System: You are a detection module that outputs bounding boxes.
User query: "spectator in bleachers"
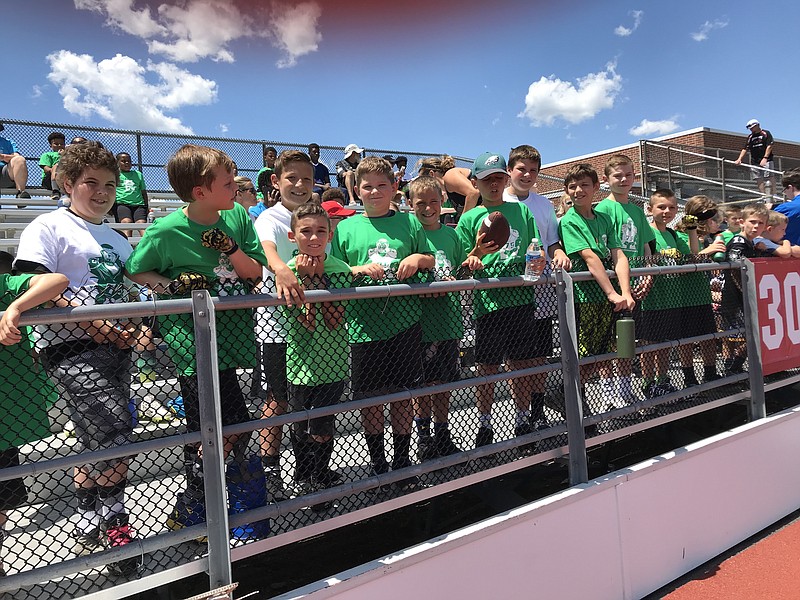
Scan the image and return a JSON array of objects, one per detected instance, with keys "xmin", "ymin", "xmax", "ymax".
[
  {"xmin": 39, "ymin": 131, "xmax": 66, "ymax": 201},
  {"xmin": 553, "ymin": 192, "xmax": 572, "ymax": 219},
  {"xmin": 734, "ymin": 119, "xmax": 775, "ymax": 196},
  {"xmin": 774, "ymin": 169, "xmax": 800, "ymax": 245},
  {"xmin": 321, "ymin": 193, "xmax": 356, "ymax": 234},
  {"xmin": 394, "ymin": 155, "xmax": 408, "ymax": 189},
  {"xmin": 0, "ymin": 258, "xmax": 68, "ymax": 578},
  {"xmin": 256, "ymin": 146, "xmax": 278, "ymax": 203},
  {"xmin": 113, "ymin": 153, "xmax": 149, "ymax": 238},
  {"xmin": 0, "ymin": 122, "xmax": 30, "ymax": 199},
  {"xmin": 51, "ymin": 137, "xmax": 88, "ymax": 208},
  {"xmin": 309, "ymin": 143, "xmax": 331, "ymax": 201},
  {"xmin": 442, "ymin": 154, "xmax": 481, "ymax": 217},
  {"xmin": 234, "ymin": 176, "xmax": 259, "ymax": 220},
  {"xmin": 14, "ymin": 141, "xmax": 142, "ymax": 576},
  {"xmin": 125, "ymin": 144, "xmax": 267, "ymax": 534},
  {"xmin": 335, "ymin": 144, "xmax": 363, "ymax": 205},
  {"xmin": 720, "ymin": 205, "xmax": 743, "ymax": 243}
]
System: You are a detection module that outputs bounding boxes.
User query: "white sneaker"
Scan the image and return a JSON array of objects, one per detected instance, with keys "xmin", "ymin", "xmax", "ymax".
[{"xmin": 138, "ymin": 395, "xmax": 176, "ymax": 423}]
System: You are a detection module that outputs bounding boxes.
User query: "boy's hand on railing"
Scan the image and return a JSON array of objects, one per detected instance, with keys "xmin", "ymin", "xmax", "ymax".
[
  {"xmin": 352, "ymin": 263, "xmax": 384, "ymax": 281},
  {"xmin": 167, "ymin": 272, "xmax": 212, "ymax": 295},
  {"xmin": 607, "ymin": 291, "xmax": 635, "ymax": 312},
  {"xmin": 200, "ymin": 228, "xmax": 239, "ymax": 255},
  {"xmin": 0, "ymin": 306, "xmax": 23, "ymax": 345}
]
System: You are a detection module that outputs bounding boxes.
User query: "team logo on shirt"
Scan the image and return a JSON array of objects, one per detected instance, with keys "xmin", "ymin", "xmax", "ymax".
[
  {"xmin": 620, "ymin": 217, "xmax": 638, "ymax": 250},
  {"xmin": 367, "ymin": 238, "xmax": 398, "ymax": 267},
  {"xmin": 88, "ymin": 244, "xmax": 124, "ymax": 304},
  {"xmin": 121, "ymin": 178, "xmax": 137, "ymax": 193},
  {"xmin": 498, "ymin": 228, "xmax": 520, "ymax": 261}
]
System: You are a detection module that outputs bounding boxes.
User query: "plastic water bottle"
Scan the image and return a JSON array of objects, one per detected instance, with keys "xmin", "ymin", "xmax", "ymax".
[
  {"xmin": 712, "ymin": 234, "xmax": 726, "ymax": 262},
  {"xmin": 524, "ymin": 238, "xmax": 544, "ymax": 282},
  {"xmin": 147, "ymin": 209, "xmax": 155, "ymax": 223}
]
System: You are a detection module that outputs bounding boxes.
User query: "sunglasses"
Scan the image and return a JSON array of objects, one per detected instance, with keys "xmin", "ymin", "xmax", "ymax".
[{"xmin": 237, "ymin": 187, "xmax": 256, "ymax": 195}]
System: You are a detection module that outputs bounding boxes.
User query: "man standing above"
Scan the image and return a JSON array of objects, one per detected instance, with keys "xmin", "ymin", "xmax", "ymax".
[
  {"xmin": 734, "ymin": 119, "xmax": 775, "ymax": 197},
  {"xmin": 335, "ymin": 143, "xmax": 363, "ymax": 205},
  {"xmin": 0, "ymin": 123, "xmax": 30, "ymax": 199},
  {"xmin": 774, "ymin": 169, "xmax": 800, "ymax": 245},
  {"xmin": 308, "ymin": 143, "xmax": 331, "ymax": 200}
]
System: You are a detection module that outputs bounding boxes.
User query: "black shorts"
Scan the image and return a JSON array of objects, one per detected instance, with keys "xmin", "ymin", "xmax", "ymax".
[
  {"xmin": 111, "ymin": 204, "xmax": 148, "ymax": 222},
  {"xmin": 475, "ymin": 306, "xmax": 553, "ymax": 365},
  {"xmin": 261, "ymin": 342, "xmax": 288, "ymax": 403},
  {"xmin": 351, "ymin": 324, "xmax": 424, "ymax": 397},
  {"xmin": 422, "ymin": 339, "xmax": 460, "ymax": 384},
  {"xmin": 720, "ymin": 307, "xmax": 747, "ymax": 341},
  {"xmin": 640, "ymin": 305, "xmax": 716, "ymax": 342},
  {"xmin": 0, "ymin": 448, "xmax": 28, "ymax": 511},
  {"xmin": 288, "ymin": 381, "xmax": 345, "ymax": 437},
  {"xmin": 179, "ymin": 368, "xmax": 251, "ymax": 433}
]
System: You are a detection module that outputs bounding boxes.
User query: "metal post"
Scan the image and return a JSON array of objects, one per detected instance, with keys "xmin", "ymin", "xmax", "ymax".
[
  {"xmin": 192, "ymin": 291, "xmax": 233, "ymax": 589},
  {"xmin": 555, "ymin": 270, "xmax": 589, "ymax": 484},
  {"xmin": 135, "ymin": 132, "xmax": 144, "ymax": 172},
  {"xmin": 720, "ymin": 158, "xmax": 727, "ymax": 203},
  {"xmin": 666, "ymin": 145, "xmax": 673, "ymax": 190},
  {"xmin": 741, "ymin": 260, "xmax": 766, "ymax": 420},
  {"xmin": 639, "ymin": 140, "xmax": 648, "ymax": 195}
]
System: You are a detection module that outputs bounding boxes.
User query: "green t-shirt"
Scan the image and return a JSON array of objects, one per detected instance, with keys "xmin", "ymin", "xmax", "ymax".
[
  {"xmin": 455, "ymin": 202, "xmax": 540, "ymax": 317},
  {"xmin": 642, "ymin": 227, "xmax": 691, "ymax": 311},
  {"xmin": 721, "ymin": 230, "xmax": 737, "ymax": 244},
  {"xmin": 330, "ymin": 211, "xmax": 434, "ymax": 343},
  {"xmin": 419, "ymin": 224, "xmax": 466, "ymax": 342},
  {"xmin": 594, "ymin": 198, "xmax": 655, "ymax": 261},
  {"xmin": 125, "ymin": 203, "xmax": 267, "ymax": 376},
  {"xmin": 0, "ymin": 274, "xmax": 55, "ymax": 450},
  {"xmin": 116, "ymin": 169, "xmax": 147, "ymax": 206},
  {"xmin": 284, "ymin": 255, "xmax": 351, "ymax": 385},
  {"xmin": 675, "ymin": 231, "xmax": 713, "ymax": 307},
  {"xmin": 558, "ymin": 208, "xmax": 621, "ymax": 304},
  {"xmin": 38, "ymin": 151, "xmax": 60, "ymax": 183}
]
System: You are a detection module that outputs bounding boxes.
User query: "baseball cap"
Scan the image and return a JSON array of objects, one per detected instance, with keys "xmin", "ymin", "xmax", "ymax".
[
  {"xmin": 322, "ymin": 200, "xmax": 356, "ymax": 218},
  {"xmin": 746, "ymin": 119, "xmax": 759, "ymax": 129},
  {"xmin": 471, "ymin": 152, "xmax": 508, "ymax": 179},
  {"xmin": 344, "ymin": 144, "xmax": 364, "ymax": 159}
]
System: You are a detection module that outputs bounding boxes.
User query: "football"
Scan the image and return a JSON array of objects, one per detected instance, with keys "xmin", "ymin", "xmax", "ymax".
[{"xmin": 478, "ymin": 211, "xmax": 510, "ymax": 249}]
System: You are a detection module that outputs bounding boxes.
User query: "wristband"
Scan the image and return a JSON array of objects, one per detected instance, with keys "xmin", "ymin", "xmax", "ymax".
[{"xmin": 223, "ymin": 242, "xmax": 239, "ymax": 256}]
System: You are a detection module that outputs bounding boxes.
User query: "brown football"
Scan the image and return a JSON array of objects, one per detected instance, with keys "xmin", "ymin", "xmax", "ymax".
[{"xmin": 478, "ymin": 211, "xmax": 510, "ymax": 249}]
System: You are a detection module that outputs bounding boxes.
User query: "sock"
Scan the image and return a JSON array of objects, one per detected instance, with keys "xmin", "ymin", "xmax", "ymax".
[
  {"xmin": 683, "ymin": 366, "xmax": 699, "ymax": 386},
  {"xmin": 320, "ymin": 439, "xmax": 334, "ymax": 473},
  {"xmin": 530, "ymin": 392, "xmax": 545, "ymax": 421},
  {"xmin": 703, "ymin": 364, "xmax": 718, "ymax": 381},
  {"xmin": 732, "ymin": 356, "xmax": 746, "ymax": 372},
  {"xmin": 97, "ymin": 481, "xmax": 126, "ymax": 522},
  {"xmin": 515, "ymin": 409, "xmax": 531, "ymax": 428},
  {"xmin": 290, "ymin": 430, "xmax": 312, "ymax": 481},
  {"xmin": 478, "ymin": 413, "xmax": 492, "ymax": 429},
  {"xmin": 600, "ymin": 378, "xmax": 616, "ymax": 399},
  {"xmin": 619, "ymin": 376, "xmax": 633, "ymax": 399},
  {"xmin": 414, "ymin": 417, "xmax": 431, "ymax": 438},
  {"xmin": 364, "ymin": 433, "xmax": 386, "ymax": 466},
  {"xmin": 723, "ymin": 357, "xmax": 735, "ymax": 373},
  {"xmin": 75, "ymin": 487, "xmax": 100, "ymax": 533},
  {"xmin": 392, "ymin": 433, "xmax": 412, "ymax": 468},
  {"xmin": 433, "ymin": 421, "xmax": 449, "ymax": 436},
  {"xmin": 309, "ymin": 441, "xmax": 326, "ymax": 480}
]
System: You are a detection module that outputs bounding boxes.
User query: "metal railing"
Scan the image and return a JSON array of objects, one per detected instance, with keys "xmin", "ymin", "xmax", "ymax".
[{"xmin": 0, "ymin": 259, "xmax": 794, "ymax": 599}]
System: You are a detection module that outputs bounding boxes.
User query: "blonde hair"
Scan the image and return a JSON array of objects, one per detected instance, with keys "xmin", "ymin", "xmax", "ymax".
[
  {"xmin": 768, "ymin": 210, "xmax": 789, "ymax": 227},
  {"xmin": 355, "ymin": 156, "xmax": 394, "ymax": 187},
  {"xmin": 167, "ymin": 144, "xmax": 235, "ymax": 202},
  {"xmin": 408, "ymin": 176, "xmax": 444, "ymax": 200}
]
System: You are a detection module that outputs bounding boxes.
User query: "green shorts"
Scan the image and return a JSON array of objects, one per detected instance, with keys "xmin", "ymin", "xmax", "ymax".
[{"xmin": 575, "ymin": 302, "xmax": 615, "ymax": 358}]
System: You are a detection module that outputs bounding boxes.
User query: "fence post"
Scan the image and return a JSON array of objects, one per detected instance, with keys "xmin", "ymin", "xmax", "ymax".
[
  {"xmin": 741, "ymin": 259, "xmax": 766, "ymax": 420},
  {"xmin": 135, "ymin": 132, "xmax": 144, "ymax": 172},
  {"xmin": 192, "ymin": 290, "xmax": 233, "ymax": 589},
  {"xmin": 555, "ymin": 270, "xmax": 589, "ymax": 484}
]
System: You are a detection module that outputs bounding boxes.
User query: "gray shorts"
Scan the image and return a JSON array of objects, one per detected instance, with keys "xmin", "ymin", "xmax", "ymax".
[
  {"xmin": 44, "ymin": 343, "xmax": 134, "ymax": 475},
  {"xmin": 0, "ymin": 164, "xmax": 13, "ymax": 188}
]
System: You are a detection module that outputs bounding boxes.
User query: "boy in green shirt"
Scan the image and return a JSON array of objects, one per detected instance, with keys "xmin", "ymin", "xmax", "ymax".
[
  {"xmin": 410, "ymin": 176, "xmax": 483, "ymax": 460},
  {"xmin": 125, "ymin": 144, "xmax": 268, "ymax": 531},
  {"xmin": 454, "ymin": 152, "xmax": 544, "ymax": 452},
  {"xmin": 595, "ymin": 154, "xmax": 654, "ymax": 409},
  {"xmin": 330, "ymin": 156, "xmax": 434, "ymax": 490},
  {"xmin": 283, "ymin": 203, "xmax": 351, "ymax": 507},
  {"xmin": 38, "ymin": 131, "xmax": 65, "ymax": 200},
  {"xmin": 558, "ymin": 164, "xmax": 634, "ymax": 402}
]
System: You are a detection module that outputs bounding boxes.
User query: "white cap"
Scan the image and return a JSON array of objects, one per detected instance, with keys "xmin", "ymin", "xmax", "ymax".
[
  {"xmin": 344, "ymin": 143, "xmax": 364, "ymax": 158},
  {"xmin": 746, "ymin": 119, "xmax": 759, "ymax": 128}
]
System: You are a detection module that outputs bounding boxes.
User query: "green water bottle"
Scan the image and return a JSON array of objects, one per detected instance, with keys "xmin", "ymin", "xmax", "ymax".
[
  {"xmin": 712, "ymin": 234, "xmax": 727, "ymax": 263},
  {"xmin": 616, "ymin": 312, "xmax": 635, "ymax": 359}
]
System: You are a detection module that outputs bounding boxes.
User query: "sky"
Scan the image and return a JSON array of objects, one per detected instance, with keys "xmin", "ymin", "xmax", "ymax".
[{"xmin": 3, "ymin": 0, "xmax": 800, "ymax": 166}]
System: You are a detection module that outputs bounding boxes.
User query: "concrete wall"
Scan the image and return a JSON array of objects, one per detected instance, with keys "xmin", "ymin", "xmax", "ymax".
[{"xmin": 281, "ymin": 405, "xmax": 800, "ymax": 600}]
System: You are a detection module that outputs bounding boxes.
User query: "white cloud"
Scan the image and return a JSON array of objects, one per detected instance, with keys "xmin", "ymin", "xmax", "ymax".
[
  {"xmin": 219, "ymin": 123, "xmax": 229, "ymax": 134},
  {"xmin": 270, "ymin": 1, "xmax": 323, "ymax": 68},
  {"xmin": 614, "ymin": 10, "xmax": 643, "ymax": 37},
  {"xmin": 518, "ymin": 63, "xmax": 623, "ymax": 127},
  {"xmin": 691, "ymin": 19, "xmax": 728, "ymax": 42},
  {"xmin": 628, "ymin": 118, "xmax": 681, "ymax": 137},
  {"xmin": 75, "ymin": 0, "xmax": 166, "ymax": 38},
  {"xmin": 74, "ymin": 0, "xmax": 322, "ymax": 67},
  {"xmin": 31, "ymin": 85, "xmax": 44, "ymax": 99},
  {"xmin": 46, "ymin": 50, "xmax": 217, "ymax": 134}
]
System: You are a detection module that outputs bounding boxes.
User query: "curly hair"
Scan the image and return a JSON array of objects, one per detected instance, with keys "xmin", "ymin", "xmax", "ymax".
[{"xmin": 56, "ymin": 141, "xmax": 119, "ymax": 188}]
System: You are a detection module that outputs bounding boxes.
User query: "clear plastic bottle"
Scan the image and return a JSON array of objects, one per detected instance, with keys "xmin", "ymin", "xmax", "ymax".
[
  {"xmin": 147, "ymin": 209, "xmax": 156, "ymax": 223},
  {"xmin": 524, "ymin": 238, "xmax": 545, "ymax": 282},
  {"xmin": 712, "ymin": 234, "xmax": 726, "ymax": 262}
]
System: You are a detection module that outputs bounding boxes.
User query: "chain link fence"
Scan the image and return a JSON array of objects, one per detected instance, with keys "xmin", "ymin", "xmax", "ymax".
[{"xmin": 0, "ymin": 253, "xmax": 792, "ymax": 598}]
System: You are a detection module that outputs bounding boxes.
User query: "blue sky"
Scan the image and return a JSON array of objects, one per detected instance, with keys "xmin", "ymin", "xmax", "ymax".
[{"xmin": 3, "ymin": 0, "xmax": 799, "ymax": 166}]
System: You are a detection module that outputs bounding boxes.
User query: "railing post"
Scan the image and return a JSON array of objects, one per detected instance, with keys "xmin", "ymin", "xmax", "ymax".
[
  {"xmin": 135, "ymin": 132, "xmax": 144, "ymax": 172},
  {"xmin": 741, "ymin": 260, "xmax": 766, "ymax": 420},
  {"xmin": 192, "ymin": 290, "xmax": 233, "ymax": 589},
  {"xmin": 555, "ymin": 270, "xmax": 589, "ymax": 484},
  {"xmin": 720, "ymin": 158, "xmax": 727, "ymax": 203},
  {"xmin": 639, "ymin": 140, "xmax": 648, "ymax": 194}
]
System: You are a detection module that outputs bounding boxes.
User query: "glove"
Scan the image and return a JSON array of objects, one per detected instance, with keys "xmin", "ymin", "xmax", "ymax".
[
  {"xmin": 660, "ymin": 247, "xmax": 681, "ymax": 259},
  {"xmin": 167, "ymin": 272, "xmax": 212, "ymax": 295},
  {"xmin": 201, "ymin": 228, "xmax": 238, "ymax": 254},
  {"xmin": 681, "ymin": 214, "xmax": 699, "ymax": 230}
]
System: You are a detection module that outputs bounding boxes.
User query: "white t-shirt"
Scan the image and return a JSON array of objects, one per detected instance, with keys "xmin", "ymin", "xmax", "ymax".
[
  {"xmin": 15, "ymin": 208, "xmax": 133, "ymax": 346},
  {"xmin": 254, "ymin": 202, "xmax": 296, "ymax": 343},
  {"xmin": 503, "ymin": 189, "xmax": 560, "ymax": 319}
]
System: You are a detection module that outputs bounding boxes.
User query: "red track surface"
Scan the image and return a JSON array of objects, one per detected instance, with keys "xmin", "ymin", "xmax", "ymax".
[{"xmin": 662, "ymin": 515, "xmax": 800, "ymax": 599}]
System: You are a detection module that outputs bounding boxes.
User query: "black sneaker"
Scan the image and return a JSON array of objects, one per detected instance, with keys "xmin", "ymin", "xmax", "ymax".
[
  {"xmin": 72, "ymin": 524, "xmax": 104, "ymax": 556},
  {"xmin": 474, "ymin": 426, "xmax": 494, "ymax": 449},
  {"xmin": 391, "ymin": 456, "xmax": 422, "ymax": 493},
  {"xmin": 434, "ymin": 429, "xmax": 462, "ymax": 456},
  {"xmin": 316, "ymin": 467, "xmax": 342, "ymax": 487},
  {"xmin": 103, "ymin": 513, "xmax": 141, "ymax": 576},
  {"xmin": 293, "ymin": 479, "xmax": 332, "ymax": 512},
  {"xmin": 417, "ymin": 434, "xmax": 438, "ymax": 462},
  {"xmin": 51, "ymin": 190, "xmax": 61, "ymax": 201},
  {"xmin": 15, "ymin": 190, "xmax": 31, "ymax": 199},
  {"xmin": 514, "ymin": 421, "xmax": 537, "ymax": 457},
  {"xmin": 368, "ymin": 459, "xmax": 390, "ymax": 495},
  {"xmin": 263, "ymin": 463, "xmax": 289, "ymax": 502}
]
